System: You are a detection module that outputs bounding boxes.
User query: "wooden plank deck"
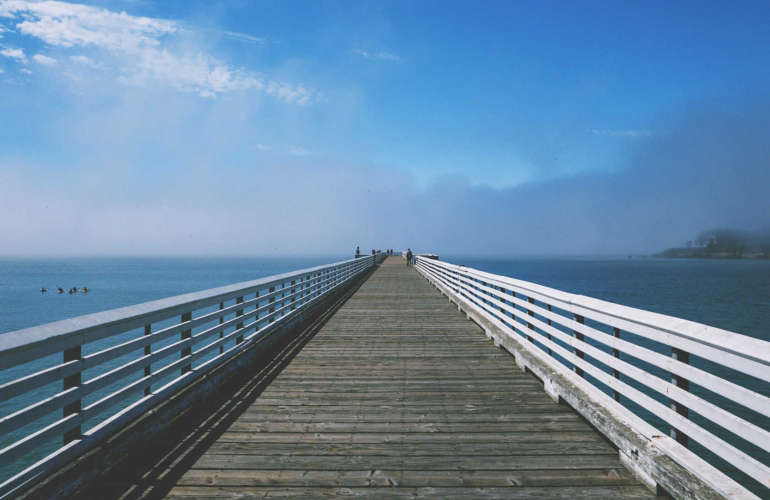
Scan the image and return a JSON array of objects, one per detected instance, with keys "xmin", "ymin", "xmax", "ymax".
[{"xmin": 163, "ymin": 256, "xmax": 654, "ymax": 498}]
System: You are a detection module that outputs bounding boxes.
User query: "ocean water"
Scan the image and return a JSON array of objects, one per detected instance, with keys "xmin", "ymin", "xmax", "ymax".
[
  {"xmin": 0, "ymin": 256, "xmax": 768, "ymax": 494},
  {"xmin": 444, "ymin": 256, "xmax": 770, "ymax": 343},
  {"xmin": 0, "ymin": 256, "xmax": 349, "ymax": 335}
]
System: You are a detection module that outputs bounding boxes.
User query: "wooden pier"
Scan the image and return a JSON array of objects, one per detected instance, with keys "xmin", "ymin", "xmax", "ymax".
[
  {"xmin": 156, "ymin": 257, "xmax": 651, "ymax": 498},
  {"xmin": 2, "ymin": 253, "xmax": 767, "ymax": 499}
]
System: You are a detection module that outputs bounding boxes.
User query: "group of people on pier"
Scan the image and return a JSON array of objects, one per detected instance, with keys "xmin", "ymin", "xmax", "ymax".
[
  {"xmin": 354, "ymin": 246, "xmax": 395, "ymax": 258},
  {"xmin": 352, "ymin": 246, "xmax": 414, "ymax": 265}
]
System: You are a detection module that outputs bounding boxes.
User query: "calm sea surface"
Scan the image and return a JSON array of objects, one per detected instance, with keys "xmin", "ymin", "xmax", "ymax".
[
  {"xmin": 3, "ymin": 256, "xmax": 768, "ymax": 339},
  {"xmin": 0, "ymin": 256, "xmax": 349, "ymax": 334},
  {"xmin": 0, "ymin": 256, "xmax": 768, "ymax": 493},
  {"xmin": 444, "ymin": 255, "xmax": 770, "ymax": 343}
]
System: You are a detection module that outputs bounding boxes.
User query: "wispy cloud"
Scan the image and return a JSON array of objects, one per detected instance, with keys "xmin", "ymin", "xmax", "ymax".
[
  {"xmin": 288, "ymin": 145, "xmax": 315, "ymax": 156},
  {"xmin": 352, "ymin": 49, "xmax": 400, "ymax": 62},
  {"xmin": 222, "ymin": 31, "xmax": 265, "ymax": 44},
  {"xmin": 590, "ymin": 128, "xmax": 652, "ymax": 137},
  {"xmin": 69, "ymin": 53, "xmax": 95, "ymax": 66},
  {"xmin": 253, "ymin": 143, "xmax": 270, "ymax": 151},
  {"xmin": 32, "ymin": 53, "xmax": 56, "ymax": 65},
  {"xmin": 0, "ymin": 46, "xmax": 26, "ymax": 62},
  {"xmin": 0, "ymin": 0, "xmax": 313, "ymax": 103}
]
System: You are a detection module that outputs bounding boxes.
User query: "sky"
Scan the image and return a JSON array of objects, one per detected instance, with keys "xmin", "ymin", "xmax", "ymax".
[{"xmin": 1, "ymin": 0, "xmax": 768, "ymax": 256}]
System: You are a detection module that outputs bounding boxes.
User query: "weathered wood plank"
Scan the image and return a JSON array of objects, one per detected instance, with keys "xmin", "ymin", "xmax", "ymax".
[
  {"xmin": 166, "ymin": 485, "xmax": 655, "ymax": 499},
  {"xmin": 214, "ymin": 431, "xmax": 608, "ymax": 444},
  {"xmin": 201, "ymin": 441, "xmax": 616, "ymax": 455},
  {"xmin": 222, "ymin": 421, "xmax": 594, "ymax": 433},
  {"xmin": 176, "ymin": 468, "xmax": 641, "ymax": 487},
  {"xmin": 191, "ymin": 454, "xmax": 627, "ymax": 470}
]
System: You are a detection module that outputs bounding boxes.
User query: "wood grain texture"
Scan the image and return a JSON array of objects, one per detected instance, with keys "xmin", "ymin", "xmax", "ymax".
[{"xmin": 163, "ymin": 257, "xmax": 653, "ymax": 499}]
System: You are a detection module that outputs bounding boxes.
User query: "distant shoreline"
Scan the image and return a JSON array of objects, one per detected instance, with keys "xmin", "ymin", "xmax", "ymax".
[{"xmin": 654, "ymin": 248, "xmax": 769, "ymax": 260}]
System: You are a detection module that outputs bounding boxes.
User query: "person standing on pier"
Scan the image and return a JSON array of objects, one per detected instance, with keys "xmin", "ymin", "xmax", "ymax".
[{"xmin": 406, "ymin": 248, "xmax": 413, "ymax": 267}]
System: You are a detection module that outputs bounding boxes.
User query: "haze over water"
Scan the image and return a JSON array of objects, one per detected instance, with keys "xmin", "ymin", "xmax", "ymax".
[
  {"xmin": 3, "ymin": 256, "xmax": 768, "ymax": 343},
  {"xmin": 1, "ymin": 1, "xmax": 768, "ymax": 495}
]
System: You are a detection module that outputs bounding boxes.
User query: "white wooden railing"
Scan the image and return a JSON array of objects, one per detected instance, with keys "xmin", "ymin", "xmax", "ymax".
[
  {"xmin": 0, "ymin": 253, "xmax": 384, "ymax": 497},
  {"xmin": 415, "ymin": 256, "xmax": 769, "ymax": 498}
]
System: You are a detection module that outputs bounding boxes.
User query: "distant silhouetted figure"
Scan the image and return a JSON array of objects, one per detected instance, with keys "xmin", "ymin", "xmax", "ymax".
[
  {"xmin": 406, "ymin": 248, "xmax": 413, "ymax": 267},
  {"xmin": 57, "ymin": 287, "xmax": 64, "ymax": 294},
  {"xmin": 41, "ymin": 287, "xmax": 47, "ymax": 293},
  {"xmin": 355, "ymin": 246, "xmax": 361, "ymax": 258},
  {"xmin": 82, "ymin": 287, "xmax": 88, "ymax": 293}
]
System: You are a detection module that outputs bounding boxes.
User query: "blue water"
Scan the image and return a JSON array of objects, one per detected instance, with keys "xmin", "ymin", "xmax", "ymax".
[
  {"xmin": 445, "ymin": 256, "xmax": 770, "ymax": 343},
  {"xmin": 0, "ymin": 256, "xmax": 768, "ymax": 494},
  {"xmin": 0, "ymin": 256, "xmax": 348, "ymax": 335}
]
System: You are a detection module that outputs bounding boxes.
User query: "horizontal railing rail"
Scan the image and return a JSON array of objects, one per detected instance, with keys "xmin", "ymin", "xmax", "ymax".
[
  {"xmin": 0, "ymin": 253, "xmax": 385, "ymax": 497},
  {"xmin": 415, "ymin": 256, "xmax": 769, "ymax": 498}
]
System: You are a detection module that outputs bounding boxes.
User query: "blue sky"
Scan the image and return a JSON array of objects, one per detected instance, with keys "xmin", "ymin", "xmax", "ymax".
[{"xmin": 1, "ymin": 0, "xmax": 769, "ymax": 255}]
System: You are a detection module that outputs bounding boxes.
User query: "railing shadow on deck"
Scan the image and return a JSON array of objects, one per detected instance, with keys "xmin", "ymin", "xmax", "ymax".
[
  {"xmin": 75, "ymin": 262, "xmax": 379, "ymax": 500},
  {"xmin": 0, "ymin": 253, "xmax": 385, "ymax": 499}
]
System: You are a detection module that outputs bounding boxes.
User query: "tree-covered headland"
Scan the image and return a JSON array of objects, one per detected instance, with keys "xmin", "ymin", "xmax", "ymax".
[{"xmin": 658, "ymin": 228, "xmax": 770, "ymax": 259}]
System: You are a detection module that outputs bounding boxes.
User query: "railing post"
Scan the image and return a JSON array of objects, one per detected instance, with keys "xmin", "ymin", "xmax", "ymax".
[
  {"xmin": 62, "ymin": 345, "xmax": 82, "ymax": 444},
  {"xmin": 144, "ymin": 324, "xmax": 152, "ymax": 396},
  {"xmin": 268, "ymin": 286, "xmax": 276, "ymax": 323},
  {"xmin": 613, "ymin": 327, "xmax": 621, "ymax": 401},
  {"xmin": 573, "ymin": 314, "xmax": 585, "ymax": 377},
  {"xmin": 219, "ymin": 302, "xmax": 225, "ymax": 354},
  {"xmin": 497, "ymin": 286, "xmax": 506, "ymax": 322},
  {"xmin": 510, "ymin": 291, "xmax": 517, "ymax": 330},
  {"xmin": 290, "ymin": 280, "xmax": 296, "ymax": 310},
  {"xmin": 671, "ymin": 347, "xmax": 690, "ymax": 447},
  {"xmin": 546, "ymin": 304, "xmax": 552, "ymax": 356},
  {"xmin": 504, "ymin": 289, "xmax": 513, "ymax": 323},
  {"xmin": 254, "ymin": 290, "xmax": 260, "ymax": 332},
  {"xmin": 526, "ymin": 296, "xmax": 535, "ymax": 343},
  {"xmin": 235, "ymin": 296, "xmax": 244, "ymax": 344},
  {"xmin": 181, "ymin": 311, "xmax": 192, "ymax": 374}
]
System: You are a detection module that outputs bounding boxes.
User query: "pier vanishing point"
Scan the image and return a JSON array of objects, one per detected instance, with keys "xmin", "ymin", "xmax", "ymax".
[{"xmin": 0, "ymin": 254, "xmax": 768, "ymax": 499}]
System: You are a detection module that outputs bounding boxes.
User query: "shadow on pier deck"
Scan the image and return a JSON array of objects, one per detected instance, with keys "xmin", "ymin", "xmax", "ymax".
[{"xmin": 94, "ymin": 257, "xmax": 654, "ymax": 499}]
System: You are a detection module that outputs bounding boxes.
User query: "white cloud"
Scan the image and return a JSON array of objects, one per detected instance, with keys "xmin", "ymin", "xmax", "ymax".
[
  {"xmin": 69, "ymin": 53, "xmax": 94, "ymax": 65},
  {"xmin": 254, "ymin": 143, "xmax": 270, "ymax": 151},
  {"xmin": 33, "ymin": 53, "xmax": 56, "ymax": 65},
  {"xmin": 0, "ymin": 46, "xmax": 26, "ymax": 61},
  {"xmin": 19, "ymin": 66, "xmax": 30, "ymax": 73},
  {"xmin": 352, "ymin": 49, "xmax": 400, "ymax": 62},
  {"xmin": 0, "ymin": 0, "xmax": 313, "ymax": 103},
  {"xmin": 0, "ymin": 0, "xmax": 176, "ymax": 49},
  {"xmin": 0, "ymin": 68, "xmax": 4, "ymax": 73},
  {"xmin": 590, "ymin": 129, "xmax": 652, "ymax": 137}
]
